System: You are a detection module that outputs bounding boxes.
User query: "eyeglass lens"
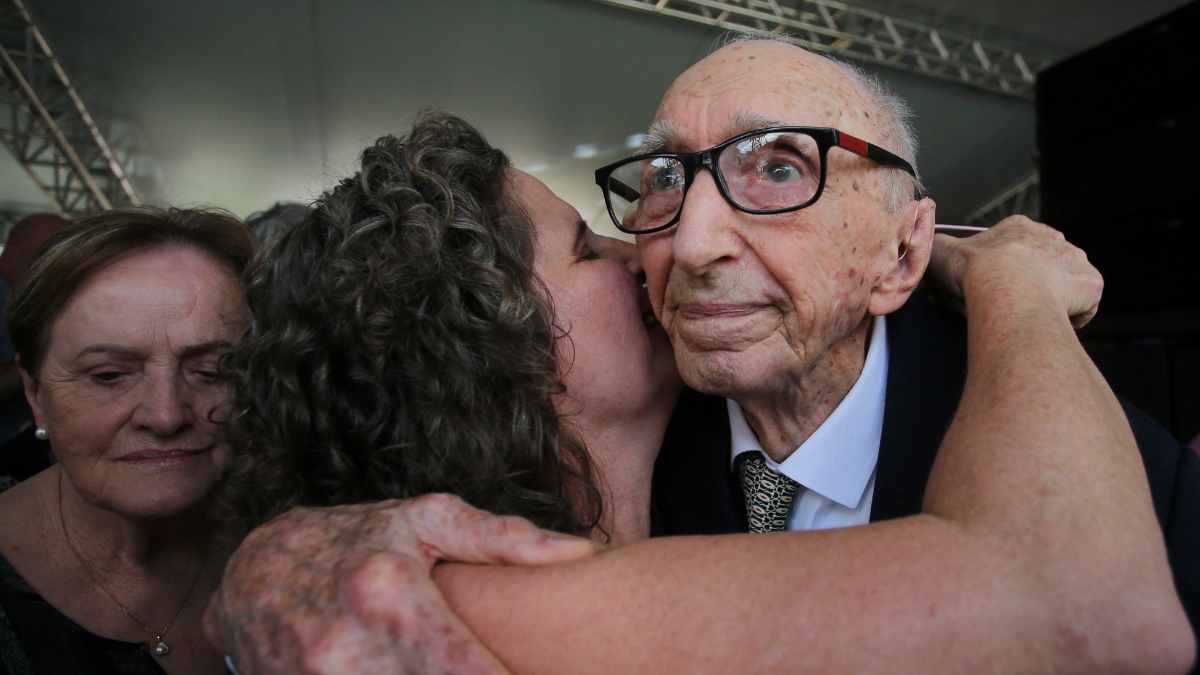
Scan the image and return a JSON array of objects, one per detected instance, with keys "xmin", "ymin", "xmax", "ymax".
[{"xmin": 605, "ymin": 130, "xmax": 823, "ymax": 232}]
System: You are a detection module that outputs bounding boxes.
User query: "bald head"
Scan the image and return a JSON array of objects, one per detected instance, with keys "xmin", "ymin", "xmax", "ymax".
[{"xmin": 667, "ymin": 40, "xmax": 882, "ymax": 128}]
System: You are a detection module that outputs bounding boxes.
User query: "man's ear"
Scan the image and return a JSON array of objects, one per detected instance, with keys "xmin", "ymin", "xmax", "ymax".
[
  {"xmin": 17, "ymin": 356, "xmax": 45, "ymax": 429},
  {"xmin": 869, "ymin": 196, "xmax": 936, "ymax": 316}
]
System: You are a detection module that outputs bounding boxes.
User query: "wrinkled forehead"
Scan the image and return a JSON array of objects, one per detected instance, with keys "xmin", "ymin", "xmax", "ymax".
[{"xmin": 652, "ymin": 41, "xmax": 879, "ymax": 149}]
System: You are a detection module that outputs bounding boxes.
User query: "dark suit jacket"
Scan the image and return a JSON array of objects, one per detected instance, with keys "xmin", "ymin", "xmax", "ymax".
[{"xmin": 651, "ymin": 291, "xmax": 1198, "ymax": 649}]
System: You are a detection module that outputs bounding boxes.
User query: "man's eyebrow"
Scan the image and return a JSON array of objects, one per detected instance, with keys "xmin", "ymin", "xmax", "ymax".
[
  {"xmin": 720, "ymin": 112, "xmax": 789, "ymax": 142},
  {"xmin": 638, "ymin": 120, "xmax": 677, "ymax": 154},
  {"xmin": 638, "ymin": 113, "xmax": 790, "ymax": 154}
]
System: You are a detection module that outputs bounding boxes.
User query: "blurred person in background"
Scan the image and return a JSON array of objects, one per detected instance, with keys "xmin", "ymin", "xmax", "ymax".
[
  {"xmin": 0, "ymin": 208, "xmax": 252, "ymax": 675},
  {"xmin": 0, "ymin": 213, "xmax": 69, "ymax": 479},
  {"xmin": 243, "ymin": 202, "xmax": 311, "ymax": 246}
]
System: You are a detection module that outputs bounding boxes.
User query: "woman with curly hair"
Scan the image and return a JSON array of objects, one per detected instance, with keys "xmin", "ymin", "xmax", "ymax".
[
  {"xmin": 220, "ymin": 112, "xmax": 1188, "ymax": 673},
  {"xmin": 224, "ymin": 113, "xmax": 676, "ymax": 544}
]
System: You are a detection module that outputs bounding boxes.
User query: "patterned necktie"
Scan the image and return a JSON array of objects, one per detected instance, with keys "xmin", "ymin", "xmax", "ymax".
[{"xmin": 740, "ymin": 453, "xmax": 801, "ymax": 533}]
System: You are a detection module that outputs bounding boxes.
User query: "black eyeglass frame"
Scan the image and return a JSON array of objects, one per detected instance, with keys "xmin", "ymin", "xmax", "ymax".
[{"xmin": 594, "ymin": 126, "xmax": 920, "ymax": 235}]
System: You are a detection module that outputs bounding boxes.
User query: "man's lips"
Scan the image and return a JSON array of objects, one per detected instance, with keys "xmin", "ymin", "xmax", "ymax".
[
  {"xmin": 669, "ymin": 301, "xmax": 775, "ymax": 350},
  {"xmin": 675, "ymin": 303, "xmax": 769, "ymax": 320},
  {"xmin": 117, "ymin": 447, "xmax": 213, "ymax": 462}
]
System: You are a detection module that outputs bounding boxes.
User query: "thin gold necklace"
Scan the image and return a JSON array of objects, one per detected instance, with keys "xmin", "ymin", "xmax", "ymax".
[{"xmin": 56, "ymin": 470, "xmax": 208, "ymax": 658}]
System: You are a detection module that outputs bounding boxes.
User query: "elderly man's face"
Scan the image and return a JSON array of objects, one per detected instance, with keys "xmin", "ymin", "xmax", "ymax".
[{"xmin": 638, "ymin": 41, "xmax": 932, "ymax": 401}]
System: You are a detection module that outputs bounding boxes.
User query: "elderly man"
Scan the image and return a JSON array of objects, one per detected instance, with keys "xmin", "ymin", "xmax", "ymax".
[
  {"xmin": 612, "ymin": 40, "xmax": 1199, "ymax": 543},
  {"xmin": 602, "ymin": 38, "xmax": 945, "ymax": 534},
  {"xmin": 629, "ymin": 38, "xmax": 1194, "ymax": 643},
  {"xmin": 209, "ymin": 38, "xmax": 1196, "ymax": 674}
]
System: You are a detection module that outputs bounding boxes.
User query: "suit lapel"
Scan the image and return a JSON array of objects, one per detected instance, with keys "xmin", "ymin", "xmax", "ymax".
[
  {"xmin": 870, "ymin": 290, "xmax": 968, "ymax": 522},
  {"xmin": 651, "ymin": 388, "xmax": 746, "ymax": 535}
]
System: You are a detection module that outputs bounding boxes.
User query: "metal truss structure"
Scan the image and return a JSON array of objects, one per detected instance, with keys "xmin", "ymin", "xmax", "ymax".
[
  {"xmin": 0, "ymin": 0, "xmax": 137, "ymax": 216},
  {"xmin": 965, "ymin": 170, "xmax": 1039, "ymax": 227},
  {"xmin": 589, "ymin": 0, "xmax": 1054, "ymax": 99}
]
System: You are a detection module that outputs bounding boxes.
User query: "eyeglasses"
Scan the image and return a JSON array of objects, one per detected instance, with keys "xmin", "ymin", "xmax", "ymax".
[{"xmin": 595, "ymin": 126, "xmax": 919, "ymax": 235}]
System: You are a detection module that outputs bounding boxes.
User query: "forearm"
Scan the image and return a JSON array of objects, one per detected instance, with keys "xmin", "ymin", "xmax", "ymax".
[
  {"xmin": 438, "ymin": 520, "xmax": 1051, "ymax": 674},
  {"xmin": 927, "ymin": 284, "xmax": 1143, "ymax": 528},
  {"xmin": 923, "ymin": 280, "xmax": 1191, "ymax": 670},
  {"xmin": 435, "ymin": 287, "xmax": 1190, "ymax": 675}
]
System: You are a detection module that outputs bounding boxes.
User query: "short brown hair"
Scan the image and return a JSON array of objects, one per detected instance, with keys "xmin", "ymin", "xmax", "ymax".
[{"xmin": 7, "ymin": 207, "xmax": 253, "ymax": 375}]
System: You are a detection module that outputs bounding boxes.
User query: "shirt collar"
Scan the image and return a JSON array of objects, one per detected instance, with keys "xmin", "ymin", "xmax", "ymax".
[{"xmin": 729, "ymin": 315, "xmax": 889, "ymax": 509}]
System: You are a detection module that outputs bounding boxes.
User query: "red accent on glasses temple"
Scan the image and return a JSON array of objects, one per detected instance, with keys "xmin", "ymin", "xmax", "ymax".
[{"xmin": 837, "ymin": 132, "xmax": 869, "ymax": 157}]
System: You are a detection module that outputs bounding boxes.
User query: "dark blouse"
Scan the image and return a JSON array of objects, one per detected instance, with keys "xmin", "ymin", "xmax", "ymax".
[{"xmin": 0, "ymin": 505, "xmax": 166, "ymax": 675}]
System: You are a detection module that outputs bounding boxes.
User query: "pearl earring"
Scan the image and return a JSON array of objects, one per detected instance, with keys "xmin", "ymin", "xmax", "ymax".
[{"xmin": 34, "ymin": 427, "xmax": 48, "ymax": 441}]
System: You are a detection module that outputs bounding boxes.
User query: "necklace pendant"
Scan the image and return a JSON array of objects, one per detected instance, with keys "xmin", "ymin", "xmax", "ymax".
[{"xmin": 151, "ymin": 637, "xmax": 170, "ymax": 657}]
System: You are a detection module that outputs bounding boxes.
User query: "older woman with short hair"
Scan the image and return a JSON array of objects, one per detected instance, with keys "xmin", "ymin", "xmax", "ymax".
[{"xmin": 0, "ymin": 207, "xmax": 252, "ymax": 675}]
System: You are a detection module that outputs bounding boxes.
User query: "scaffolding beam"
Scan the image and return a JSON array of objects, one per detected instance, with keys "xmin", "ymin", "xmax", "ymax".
[
  {"xmin": 965, "ymin": 170, "xmax": 1040, "ymax": 226},
  {"xmin": 0, "ymin": 0, "xmax": 138, "ymax": 215},
  {"xmin": 588, "ymin": 0, "xmax": 1056, "ymax": 99}
]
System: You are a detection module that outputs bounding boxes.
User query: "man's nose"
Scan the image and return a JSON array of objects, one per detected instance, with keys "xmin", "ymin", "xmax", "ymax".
[{"xmin": 671, "ymin": 170, "xmax": 741, "ymax": 275}]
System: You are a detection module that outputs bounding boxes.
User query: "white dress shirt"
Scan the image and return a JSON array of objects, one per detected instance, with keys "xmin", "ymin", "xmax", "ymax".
[{"xmin": 729, "ymin": 315, "xmax": 889, "ymax": 531}]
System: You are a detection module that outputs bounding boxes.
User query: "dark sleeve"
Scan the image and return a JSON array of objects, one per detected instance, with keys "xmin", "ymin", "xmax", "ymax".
[
  {"xmin": 1121, "ymin": 400, "xmax": 1199, "ymax": 658},
  {"xmin": 0, "ymin": 593, "xmax": 31, "ymax": 675},
  {"xmin": 1167, "ymin": 446, "xmax": 1199, "ymax": 661}
]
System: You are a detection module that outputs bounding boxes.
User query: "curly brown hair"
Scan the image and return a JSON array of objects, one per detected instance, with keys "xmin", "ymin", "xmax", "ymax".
[{"xmin": 222, "ymin": 112, "xmax": 603, "ymax": 535}]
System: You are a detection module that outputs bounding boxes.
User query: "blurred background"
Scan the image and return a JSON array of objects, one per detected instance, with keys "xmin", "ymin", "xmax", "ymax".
[{"xmin": 1, "ymin": 0, "xmax": 1196, "ymax": 442}]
